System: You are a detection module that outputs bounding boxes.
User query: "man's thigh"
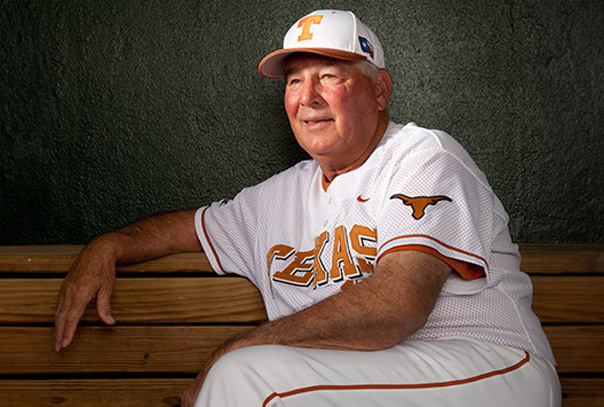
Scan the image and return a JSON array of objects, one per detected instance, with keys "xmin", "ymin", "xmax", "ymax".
[{"xmin": 195, "ymin": 337, "xmax": 560, "ymax": 407}]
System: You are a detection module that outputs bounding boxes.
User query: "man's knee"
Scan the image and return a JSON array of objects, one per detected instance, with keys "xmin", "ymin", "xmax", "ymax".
[
  {"xmin": 205, "ymin": 345, "xmax": 291, "ymax": 385},
  {"xmin": 197, "ymin": 345, "xmax": 294, "ymax": 406}
]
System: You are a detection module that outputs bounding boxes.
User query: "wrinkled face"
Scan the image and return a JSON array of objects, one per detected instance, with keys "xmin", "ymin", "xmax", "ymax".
[{"xmin": 284, "ymin": 54, "xmax": 385, "ymax": 174}]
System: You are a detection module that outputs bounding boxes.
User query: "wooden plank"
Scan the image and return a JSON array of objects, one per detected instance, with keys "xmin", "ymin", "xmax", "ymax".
[
  {"xmin": 3, "ymin": 275, "xmax": 601, "ymax": 325},
  {"xmin": 2, "ymin": 325, "xmax": 602, "ymax": 375},
  {"xmin": 0, "ymin": 378, "xmax": 192, "ymax": 407},
  {"xmin": 520, "ymin": 245, "xmax": 604, "ymax": 275},
  {"xmin": 520, "ymin": 244, "xmax": 604, "ymax": 253},
  {"xmin": 0, "ymin": 277, "xmax": 267, "ymax": 324},
  {"xmin": 0, "ymin": 245, "xmax": 84, "ymax": 254},
  {"xmin": 0, "ymin": 246, "xmax": 212, "ymax": 274},
  {"xmin": 0, "ymin": 378, "xmax": 602, "ymax": 407},
  {"xmin": 0, "ymin": 326, "xmax": 250, "ymax": 374},
  {"xmin": 560, "ymin": 378, "xmax": 604, "ymax": 407},
  {"xmin": 531, "ymin": 276, "xmax": 604, "ymax": 323},
  {"xmin": 2, "ymin": 244, "xmax": 603, "ymax": 274},
  {"xmin": 544, "ymin": 325, "xmax": 604, "ymax": 373}
]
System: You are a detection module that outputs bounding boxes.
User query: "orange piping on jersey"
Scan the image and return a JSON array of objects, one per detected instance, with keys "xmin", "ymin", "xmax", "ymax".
[
  {"xmin": 200, "ymin": 207, "xmax": 229, "ymax": 275},
  {"xmin": 321, "ymin": 175, "xmax": 331, "ymax": 192},
  {"xmin": 381, "ymin": 245, "xmax": 485, "ymax": 280},
  {"xmin": 262, "ymin": 351, "xmax": 530, "ymax": 406},
  {"xmin": 380, "ymin": 234, "xmax": 488, "ymax": 275}
]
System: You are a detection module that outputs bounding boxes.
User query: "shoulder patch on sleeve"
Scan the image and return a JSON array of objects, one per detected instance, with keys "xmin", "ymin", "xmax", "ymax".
[{"xmin": 390, "ymin": 194, "xmax": 452, "ymax": 220}]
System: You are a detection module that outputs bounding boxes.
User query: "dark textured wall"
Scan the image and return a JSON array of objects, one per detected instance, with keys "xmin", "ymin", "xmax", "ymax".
[{"xmin": 1, "ymin": 0, "xmax": 603, "ymax": 245}]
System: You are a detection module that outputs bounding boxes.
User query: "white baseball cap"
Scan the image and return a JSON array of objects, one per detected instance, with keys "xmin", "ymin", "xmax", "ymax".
[{"xmin": 258, "ymin": 9, "xmax": 385, "ymax": 78}]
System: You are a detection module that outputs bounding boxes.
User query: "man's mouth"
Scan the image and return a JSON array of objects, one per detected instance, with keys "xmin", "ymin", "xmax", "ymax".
[{"xmin": 304, "ymin": 118, "xmax": 332, "ymax": 124}]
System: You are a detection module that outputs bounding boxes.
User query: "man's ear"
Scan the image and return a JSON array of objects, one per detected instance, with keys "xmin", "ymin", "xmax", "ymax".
[{"xmin": 375, "ymin": 69, "xmax": 392, "ymax": 112}]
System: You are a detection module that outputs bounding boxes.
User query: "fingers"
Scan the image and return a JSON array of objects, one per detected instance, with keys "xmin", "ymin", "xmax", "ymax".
[
  {"xmin": 54, "ymin": 293, "xmax": 68, "ymax": 352},
  {"xmin": 55, "ymin": 280, "xmax": 117, "ymax": 351},
  {"xmin": 54, "ymin": 238, "xmax": 119, "ymax": 352},
  {"xmin": 54, "ymin": 285, "xmax": 91, "ymax": 351},
  {"xmin": 96, "ymin": 284, "xmax": 116, "ymax": 326},
  {"xmin": 54, "ymin": 268, "xmax": 116, "ymax": 351}
]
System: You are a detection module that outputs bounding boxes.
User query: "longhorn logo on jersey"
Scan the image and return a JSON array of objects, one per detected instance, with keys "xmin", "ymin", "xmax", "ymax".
[
  {"xmin": 267, "ymin": 224, "xmax": 377, "ymax": 289},
  {"xmin": 390, "ymin": 194, "xmax": 452, "ymax": 220}
]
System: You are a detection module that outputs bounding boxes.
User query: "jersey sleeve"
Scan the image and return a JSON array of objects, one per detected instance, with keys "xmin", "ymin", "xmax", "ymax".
[
  {"xmin": 377, "ymin": 131, "xmax": 505, "ymax": 294},
  {"xmin": 194, "ymin": 183, "xmax": 265, "ymax": 281}
]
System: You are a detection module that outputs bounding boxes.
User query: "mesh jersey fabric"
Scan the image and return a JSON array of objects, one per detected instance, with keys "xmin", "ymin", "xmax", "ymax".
[{"xmin": 195, "ymin": 121, "xmax": 555, "ymax": 364}]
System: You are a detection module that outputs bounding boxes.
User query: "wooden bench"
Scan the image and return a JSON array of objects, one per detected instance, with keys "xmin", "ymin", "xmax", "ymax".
[{"xmin": 0, "ymin": 244, "xmax": 602, "ymax": 406}]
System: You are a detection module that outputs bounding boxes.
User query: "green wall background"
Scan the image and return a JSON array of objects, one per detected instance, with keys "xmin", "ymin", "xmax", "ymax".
[{"xmin": 1, "ymin": 0, "xmax": 603, "ymax": 245}]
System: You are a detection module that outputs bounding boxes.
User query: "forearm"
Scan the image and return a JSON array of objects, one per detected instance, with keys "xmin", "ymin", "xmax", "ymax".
[
  {"xmin": 219, "ymin": 251, "xmax": 451, "ymax": 354},
  {"xmin": 251, "ymin": 282, "xmax": 411, "ymax": 351},
  {"xmin": 87, "ymin": 209, "xmax": 202, "ymax": 265},
  {"xmin": 183, "ymin": 277, "xmax": 402, "ymax": 405},
  {"xmin": 181, "ymin": 251, "xmax": 451, "ymax": 406}
]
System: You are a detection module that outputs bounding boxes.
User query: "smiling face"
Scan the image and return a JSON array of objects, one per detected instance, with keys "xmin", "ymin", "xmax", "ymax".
[{"xmin": 284, "ymin": 54, "xmax": 391, "ymax": 181}]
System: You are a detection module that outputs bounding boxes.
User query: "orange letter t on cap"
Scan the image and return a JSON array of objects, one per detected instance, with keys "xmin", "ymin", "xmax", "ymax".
[{"xmin": 297, "ymin": 15, "xmax": 323, "ymax": 41}]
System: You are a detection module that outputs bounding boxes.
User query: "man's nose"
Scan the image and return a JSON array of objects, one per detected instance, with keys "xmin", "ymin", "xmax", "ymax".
[{"xmin": 300, "ymin": 79, "xmax": 323, "ymax": 107}]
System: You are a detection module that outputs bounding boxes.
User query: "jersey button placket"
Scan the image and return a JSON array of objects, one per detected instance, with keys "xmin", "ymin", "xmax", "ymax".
[
  {"xmin": 323, "ymin": 192, "xmax": 337, "ymax": 229},
  {"xmin": 323, "ymin": 198, "xmax": 330, "ymax": 228}
]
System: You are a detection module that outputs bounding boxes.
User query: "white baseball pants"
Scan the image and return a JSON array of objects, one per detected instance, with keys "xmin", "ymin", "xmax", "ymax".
[{"xmin": 194, "ymin": 337, "xmax": 561, "ymax": 407}]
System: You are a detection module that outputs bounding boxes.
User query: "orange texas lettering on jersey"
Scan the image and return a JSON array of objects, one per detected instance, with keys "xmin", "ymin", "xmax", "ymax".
[{"xmin": 267, "ymin": 225, "xmax": 377, "ymax": 289}]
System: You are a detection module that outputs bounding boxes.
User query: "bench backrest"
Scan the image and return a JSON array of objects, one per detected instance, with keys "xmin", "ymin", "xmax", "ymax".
[{"xmin": 0, "ymin": 244, "xmax": 602, "ymax": 406}]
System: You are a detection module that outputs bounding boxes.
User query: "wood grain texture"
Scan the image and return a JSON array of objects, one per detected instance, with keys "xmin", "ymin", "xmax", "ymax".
[
  {"xmin": 0, "ymin": 379, "xmax": 192, "ymax": 407},
  {"xmin": 559, "ymin": 378, "xmax": 604, "ymax": 407},
  {"xmin": 520, "ymin": 245, "xmax": 604, "ymax": 275},
  {"xmin": 544, "ymin": 325, "xmax": 604, "ymax": 373},
  {"xmin": 1, "ymin": 325, "xmax": 601, "ymax": 375},
  {"xmin": 0, "ymin": 326, "xmax": 250, "ymax": 374},
  {"xmin": 0, "ymin": 277, "xmax": 267, "ymax": 324},
  {"xmin": 2, "ymin": 276, "xmax": 601, "ymax": 325},
  {"xmin": 0, "ymin": 246, "xmax": 211, "ymax": 274},
  {"xmin": 2, "ymin": 244, "xmax": 603, "ymax": 274},
  {"xmin": 531, "ymin": 276, "xmax": 604, "ymax": 323}
]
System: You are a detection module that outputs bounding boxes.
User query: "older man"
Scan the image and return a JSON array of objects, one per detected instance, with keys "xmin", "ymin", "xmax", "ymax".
[{"xmin": 55, "ymin": 9, "xmax": 561, "ymax": 407}]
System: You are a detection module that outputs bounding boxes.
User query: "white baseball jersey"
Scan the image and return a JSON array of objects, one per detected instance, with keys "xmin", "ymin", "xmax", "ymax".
[{"xmin": 195, "ymin": 121, "xmax": 555, "ymax": 364}]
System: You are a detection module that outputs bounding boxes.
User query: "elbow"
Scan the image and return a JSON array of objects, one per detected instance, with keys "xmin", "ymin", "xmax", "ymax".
[
  {"xmin": 361, "ymin": 313, "xmax": 429, "ymax": 351},
  {"xmin": 391, "ymin": 315, "xmax": 428, "ymax": 347}
]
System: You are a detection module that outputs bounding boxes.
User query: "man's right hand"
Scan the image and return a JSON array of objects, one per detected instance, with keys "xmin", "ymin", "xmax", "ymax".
[
  {"xmin": 53, "ymin": 209, "xmax": 202, "ymax": 352},
  {"xmin": 54, "ymin": 236, "xmax": 118, "ymax": 352}
]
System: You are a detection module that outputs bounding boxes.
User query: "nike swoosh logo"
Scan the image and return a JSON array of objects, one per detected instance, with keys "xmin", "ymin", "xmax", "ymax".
[{"xmin": 357, "ymin": 195, "xmax": 370, "ymax": 203}]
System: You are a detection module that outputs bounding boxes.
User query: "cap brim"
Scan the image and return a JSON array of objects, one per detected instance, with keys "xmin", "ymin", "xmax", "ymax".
[{"xmin": 258, "ymin": 48, "xmax": 367, "ymax": 78}]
